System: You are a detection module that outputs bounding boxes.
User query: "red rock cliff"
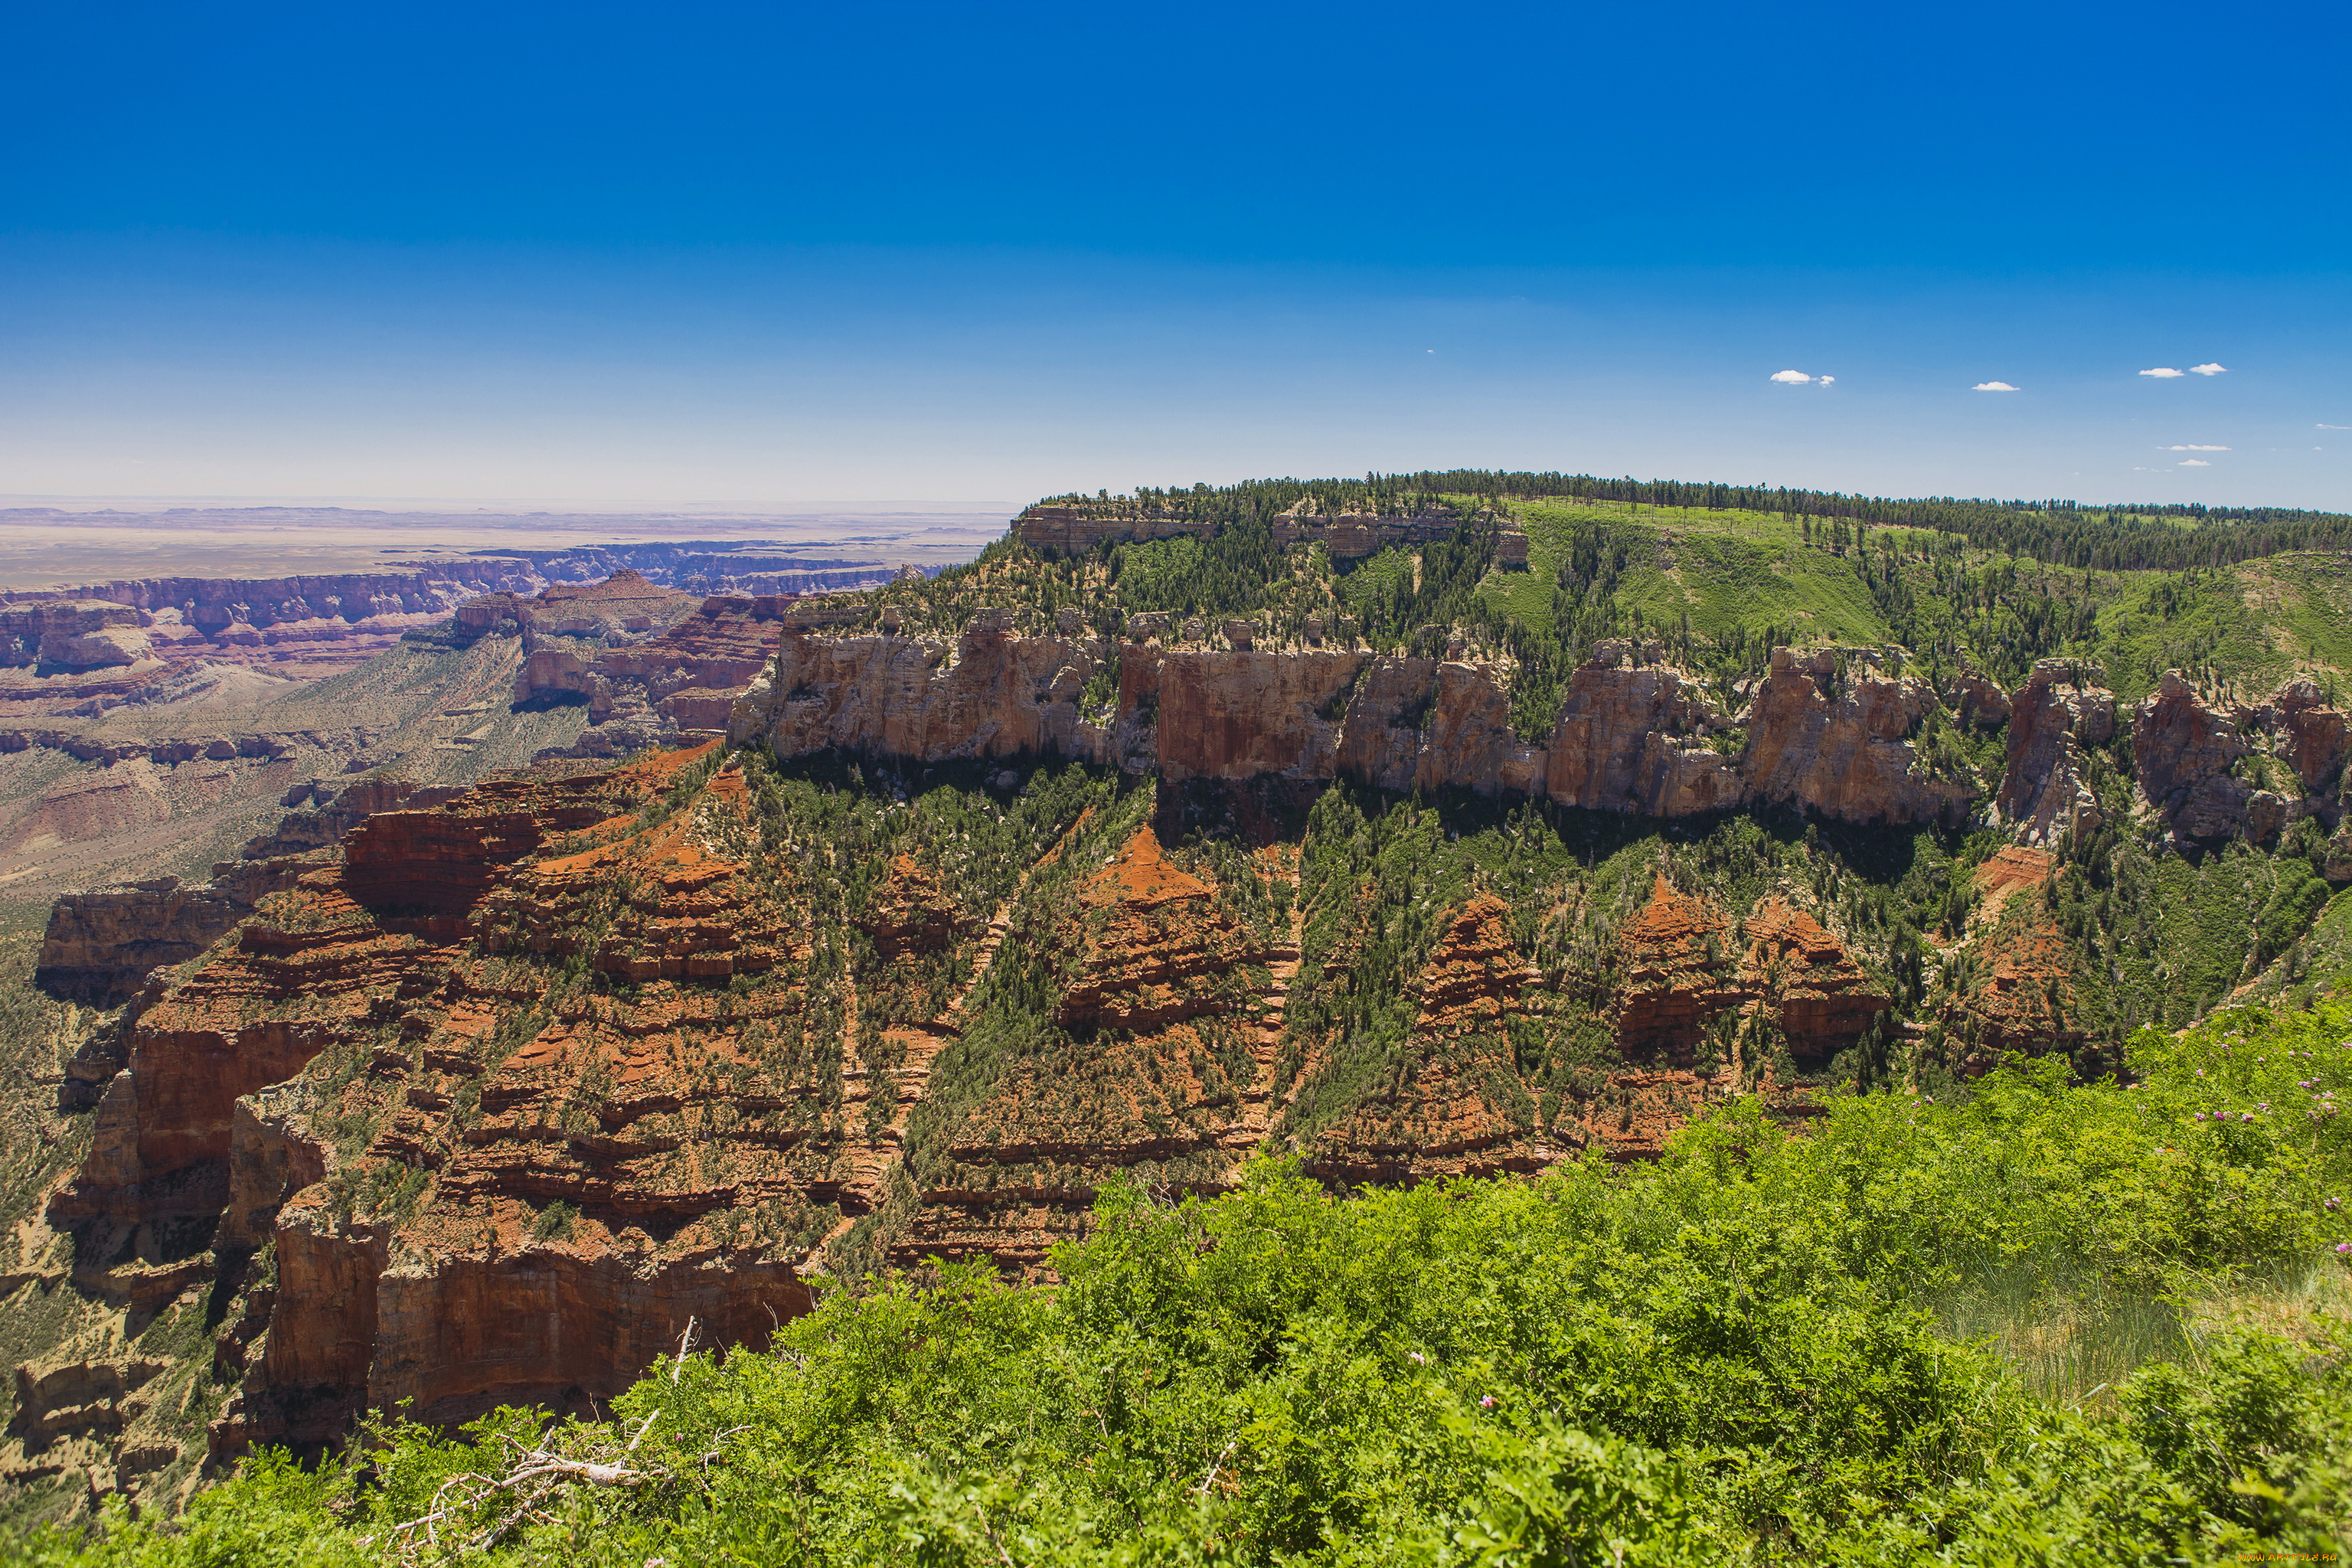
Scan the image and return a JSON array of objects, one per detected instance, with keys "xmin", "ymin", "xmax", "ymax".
[
  {"xmin": 1742, "ymin": 648, "xmax": 1970, "ymax": 825},
  {"xmin": 1995, "ymin": 659, "xmax": 2116, "ymax": 847}
]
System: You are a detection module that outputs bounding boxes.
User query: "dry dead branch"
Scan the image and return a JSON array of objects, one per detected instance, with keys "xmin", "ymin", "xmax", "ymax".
[{"xmin": 361, "ymin": 1319, "xmax": 705, "ymax": 1563}]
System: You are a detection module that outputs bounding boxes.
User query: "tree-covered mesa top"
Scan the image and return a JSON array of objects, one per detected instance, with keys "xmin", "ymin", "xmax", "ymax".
[
  {"xmin": 826, "ymin": 471, "xmax": 2352, "ymax": 717},
  {"xmin": 1025, "ymin": 470, "xmax": 2352, "ymax": 573}
]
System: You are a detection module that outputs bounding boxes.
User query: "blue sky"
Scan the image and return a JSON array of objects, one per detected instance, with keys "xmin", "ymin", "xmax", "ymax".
[{"xmin": 5, "ymin": 0, "xmax": 2347, "ymax": 511}]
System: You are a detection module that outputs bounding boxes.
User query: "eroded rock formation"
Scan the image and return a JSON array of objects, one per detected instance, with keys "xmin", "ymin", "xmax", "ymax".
[
  {"xmin": 1737, "ymin": 897, "xmax": 1889, "ymax": 1062},
  {"xmin": 745, "ymin": 632, "xmax": 1974, "ymax": 827},
  {"xmin": 1610, "ymin": 877, "xmax": 1886, "ymax": 1068},
  {"xmin": 1298, "ymin": 895, "xmax": 1547, "ymax": 1183},
  {"xmin": 2132, "ymin": 671, "xmax": 2252, "ymax": 839},
  {"xmin": 1544, "ymin": 645, "xmax": 1744, "ymax": 815},
  {"xmin": 48, "ymin": 748, "xmax": 867, "ymax": 1451},
  {"xmin": 906, "ymin": 827, "xmax": 1295, "ymax": 1269},
  {"xmin": 1996, "ymin": 659, "xmax": 2116, "ymax": 847},
  {"xmin": 1613, "ymin": 877, "xmax": 1743, "ymax": 1062},
  {"xmin": 34, "ymin": 777, "xmax": 467, "ymax": 1008},
  {"xmin": 1935, "ymin": 847, "xmax": 2093, "ymax": 1073},
  {"xmin": 759, "ymin": 619, "xmax": 1112, "ymax": 766},
  {"xmin": 1743, "ymin": 648, "xmax": 1971, "ymax": 825},
  {"xmin": 0, "ymin": 602, "xmax": 157, "ymax": 672}
]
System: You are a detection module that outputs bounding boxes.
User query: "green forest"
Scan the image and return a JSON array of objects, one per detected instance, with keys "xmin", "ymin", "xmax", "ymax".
[{"xmin": 859, "ymin": 473, "xmax": 2352, "ymax": 737}]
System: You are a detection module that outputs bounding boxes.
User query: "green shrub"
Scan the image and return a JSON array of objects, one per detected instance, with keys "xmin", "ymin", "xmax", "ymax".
[{"xmin": 16, "ymin": 1003, "xmax": 2351, "ymax": 1565}]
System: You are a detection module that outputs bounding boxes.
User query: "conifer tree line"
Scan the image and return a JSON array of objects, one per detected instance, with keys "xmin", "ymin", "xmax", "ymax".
[{"xmin": 1042, "ymin": 471, "xmax": 2352, "ymax": 573}]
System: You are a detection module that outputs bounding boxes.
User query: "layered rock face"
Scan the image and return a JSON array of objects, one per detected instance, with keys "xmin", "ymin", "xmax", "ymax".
[
  {"xmin": 1269, "ymin": 499, "xmax": 1499, "ymax": 560},
  {"xmin": 48, "ymin": 747, "xmax": 878, "ymax": 1450},
  {"xmin": 443, "ymin": 578, "xmax": 801, "ymax": 761},
  {"xmin": 0, "ymin": 550, "xmax": 890, "ymax": 701},
  {"xmin": 1740, "ymin": 898, "xmax": 1890, "ymax": 1060},
  {"xmin": 34, "ymin": 777, "xmax": 466, "ymax": 1007},
  {"xmin": 1995, "ymin": 659, "xmax": 2116, "ymax": 846},
  {"xmin": 460, "ymin": 570, "xmax": 687, "ymax": 650},
  {"xmin": 0, "ymin": 565, "xmax": 550, "ymax": 683},
  {"xmin": 1611, "ymin": 877, "xmax": 1886, "ymax": 1067},
  {"xmin": 758, "ymin": 620, "xmax": 1112, "ymax": 766},
  {"xmin": 1935, "ymin": 846, "xmax": 2094, "ymax": 1074},
  {"xmin": 2133, "ymin": 671, "xmax": 2252, "ymax": 840},
  {"xmin": 1544, "ymin": 646, "xmax": 1743, "ymax": 815},
  {"xmin": 0, "ymin": 602, "xmax": 156, "ymax": 672},
  {"xmin": 1612, "ymin": 877, "xmax": 1743, "ymax": 1061},
  {"xmin": 31, "ymin": 712, "xmax": 2115, "ymax": 1472},
  {"xmin": 745, "ymin": 631, "xmax": 1960, "ymax": 826},
  {"xmin": 1013, "ymin": 505, "xmax": 1217, "ymax": 555},
  {"xmin": 1298, "ymin": 895, "xmax": 1549, "ymax": 1183},
  {"xmin": 577, "ymin": 594, "xmax": 793, "ymax": 746},
  {"xmin": 34, "ymin": 880, "xmax": 246, "ymax": 1007},
  {"xmin": 906, "ymin": 827, "xmax": 1297, "ymax": 1269},
  {"xmin": 1743, "ymin": 648, "xmax": 1971, "ymax": 825}
]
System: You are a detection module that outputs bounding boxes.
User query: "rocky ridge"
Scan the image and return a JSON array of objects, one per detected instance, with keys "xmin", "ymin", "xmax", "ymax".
[
  {"xmin": 0, "ymin": 547, "xmax": 917, "ymax": 704},
  {"xmin": 747, "ymin": 626, "xmax": 1977, "ymax": 828},
  {"xmin": 747, "ymin": 612, "xmax": 2352, "ymax": 855}
]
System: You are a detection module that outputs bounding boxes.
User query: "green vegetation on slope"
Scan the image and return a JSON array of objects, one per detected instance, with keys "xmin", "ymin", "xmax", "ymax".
[
  {"xmin": 861, "ymin": 476, "xmax": 2352, "ymax": 742},
  {"xmin": 15, "ymin": 998, "xmax": 2350, "ymax": 1566}
]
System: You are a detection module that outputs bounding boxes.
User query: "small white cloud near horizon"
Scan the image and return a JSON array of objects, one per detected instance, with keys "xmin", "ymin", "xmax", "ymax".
[
  {"xmin": 1974, "ymin": 381, "xmax": 2020, "ymax": 392},
  {"xmin": 2165, "ymin": 444, "xmax": 2230, "ymax": 451},
  {"xmin": 1771, "ymin": 369, "xmax": 1833, "ymax": 385},
  {"xmin": 2141, "ymin": 367, "xmax": 2187, "ymax": 378},
  {"xmin": 2178, "ymin": 459, "xmax": 2212, "ymax": 466},
  {"xmin": 2321, "ymin": 423, "xmax": 2351, "ymax": 430},
  {"xmin": 2190, "ymin": 363, "xmax": 2228, "ymax": 375}
]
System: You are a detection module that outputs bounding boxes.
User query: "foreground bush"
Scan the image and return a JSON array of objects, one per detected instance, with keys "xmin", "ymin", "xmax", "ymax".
[{"xmin": 14, "ymin": 1004, "xmax": 2352, "ymax": 1566}]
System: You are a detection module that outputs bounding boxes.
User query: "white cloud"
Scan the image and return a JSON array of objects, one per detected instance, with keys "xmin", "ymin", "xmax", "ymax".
[
  {"xmin": 2178, "ymin": 459, "xmax": 2212, "ymax": 466},
  {"xmin": 1973, "ymin": 381, "xmax": 2020, "ymax": 392},
  {"xmin": 1771, "ymin": 369, "xmax": 1816, "ymax": 384},
  {"xmin": 1818, "ymin": 375, "xmax": 1834, "ymax": 385},
  {"xmin": 2140, "ymin": 367, "xmax": 2186, "ymax": 378},
  {"xmin": 2320, "ymin": 423, "xmax": 2350, "ymax": 430},
  {"xmin": 2164, "ymin": 444, "xmax": 2230, "ymax": 450},
  {"xmin": 2189, "ymin": 363, "xmax": 2228, "ymax": 375}
]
